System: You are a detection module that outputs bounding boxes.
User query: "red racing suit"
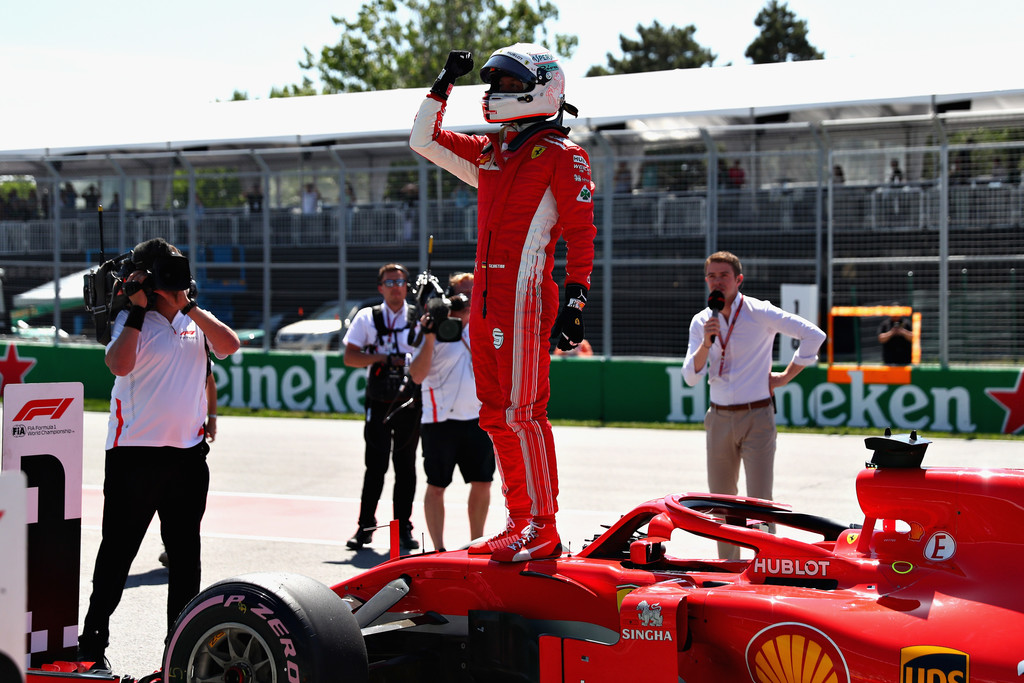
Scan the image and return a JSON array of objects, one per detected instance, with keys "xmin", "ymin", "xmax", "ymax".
[{"xmin": 410, "ymin": 94, "xmax": 596, "ymax": 524}]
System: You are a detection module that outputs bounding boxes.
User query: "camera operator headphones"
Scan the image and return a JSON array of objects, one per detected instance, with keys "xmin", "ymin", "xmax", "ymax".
[{"xmin": 443, "ymin": 283, "xmax": 469, "ymax": 311}]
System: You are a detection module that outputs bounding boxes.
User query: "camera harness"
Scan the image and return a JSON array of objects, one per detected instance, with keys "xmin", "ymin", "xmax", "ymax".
[{"xmin": 369, "ymin": 303, "xmax": 421, "ymax": 424}]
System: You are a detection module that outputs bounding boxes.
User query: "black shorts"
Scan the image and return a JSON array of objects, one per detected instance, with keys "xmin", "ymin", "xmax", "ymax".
[{"xmin": 421, "ymin": 418, "xmax": 495, "ymax": 488}]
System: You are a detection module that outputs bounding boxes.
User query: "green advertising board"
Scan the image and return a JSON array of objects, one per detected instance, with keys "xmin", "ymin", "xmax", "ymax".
[{"xmin": 2, "ymin": 342, "xmax": 1023, "ymax": 435}]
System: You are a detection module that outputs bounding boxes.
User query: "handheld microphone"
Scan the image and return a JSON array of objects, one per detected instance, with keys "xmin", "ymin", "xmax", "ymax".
[{"xmin": 707, "ymin": 290, "xmax": 725, "ymax": 344}]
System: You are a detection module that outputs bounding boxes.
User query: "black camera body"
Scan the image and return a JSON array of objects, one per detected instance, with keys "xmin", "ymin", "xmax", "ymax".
[
  {"xmin": 414, "ymin": 272, "xmax": 465, "ymax": 343},
  {"xmin": 83, "ymin": 248, "xmax": 193, "ymax": 344},
  {"xmin": 83, "ymin": 251, "xmax": 135, "ymax": 345}
]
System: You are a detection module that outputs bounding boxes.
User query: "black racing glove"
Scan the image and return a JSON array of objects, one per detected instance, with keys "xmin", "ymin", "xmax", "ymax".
[
  {"xmin": 553, "ymin": 284, "xmax": 588, "ymax": 352},
  {"xmin": 430, "ymin": 50, "xmax": 474, "ymax": 100}
]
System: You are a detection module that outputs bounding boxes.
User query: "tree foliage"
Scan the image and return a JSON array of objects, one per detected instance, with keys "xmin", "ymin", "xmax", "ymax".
[
  {"xmin": 586, "ymin": 21, "xmax": 716, "ymax": 77},
  {"xmin": 297, "ymin": 0, "xmax": 578, "ymax": 94},
  {"xmin": 745, "ymin": 0, "xmax": 823, "ymax": 64}
]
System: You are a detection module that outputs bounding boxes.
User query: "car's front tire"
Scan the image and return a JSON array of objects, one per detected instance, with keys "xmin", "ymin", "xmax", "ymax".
[{"xmin": 163, "ymin": 572, "xmax": 367, "ymax": 682}]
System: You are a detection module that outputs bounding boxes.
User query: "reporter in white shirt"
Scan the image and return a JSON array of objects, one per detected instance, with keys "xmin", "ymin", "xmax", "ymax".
[{"xmin": 683, "ymin": 251, "xmax": 825, "ymax": 560}]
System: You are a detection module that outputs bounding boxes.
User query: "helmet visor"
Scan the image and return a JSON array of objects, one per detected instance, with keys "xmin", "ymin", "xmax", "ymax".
[{"xmin": 479, "ymin": 54, "xmax": 536, "ymax": 87}]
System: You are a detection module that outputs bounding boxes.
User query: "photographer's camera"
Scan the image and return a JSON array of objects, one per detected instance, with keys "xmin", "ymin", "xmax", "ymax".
[{"xmin": 415, "ymin": 272, "xmax": 465, "ymax": 343}]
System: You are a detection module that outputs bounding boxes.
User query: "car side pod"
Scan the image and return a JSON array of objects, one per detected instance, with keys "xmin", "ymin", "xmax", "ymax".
[{"xmin": 539, "ymin": 583, "xmax": 689, "ymax": 683}]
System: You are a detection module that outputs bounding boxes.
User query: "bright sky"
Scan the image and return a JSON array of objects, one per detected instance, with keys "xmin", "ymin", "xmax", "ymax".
[{"xmin": 1, "ymin": 0, "xmax": 1016, "ymax": 112}]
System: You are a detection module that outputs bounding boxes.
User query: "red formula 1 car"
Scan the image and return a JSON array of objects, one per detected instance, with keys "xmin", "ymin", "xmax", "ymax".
[{"xmin": 42, "ymin": 431, "xmax": 1024, "ymax": 682}]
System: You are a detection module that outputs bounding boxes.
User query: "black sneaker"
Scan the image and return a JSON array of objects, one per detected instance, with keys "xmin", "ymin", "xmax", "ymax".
[
  {"xmin": 346, "ymin": 528, "xmax": 373, "ymax": 550},
  {"xmin": 77, "ymin": 647, "xmax": 109, "ymax": 672},
  {"xmin": 78, "ymin": 629, "xmax": 108, "ymax": 670}
]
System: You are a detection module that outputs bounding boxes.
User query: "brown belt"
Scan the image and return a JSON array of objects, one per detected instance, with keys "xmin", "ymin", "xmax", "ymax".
[{"xmin": 710, "ymin": 398, "xmax": 773, "ymax": 411}]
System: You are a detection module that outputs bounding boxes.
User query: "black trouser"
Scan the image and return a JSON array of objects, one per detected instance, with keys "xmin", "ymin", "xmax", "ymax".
[
  {"xmin": 358, "ymin": 397, "xmax": 421, "ymax": 532},
  {"xmin": 82, "ymin": 442, "xmax": 210, "ymax": 648}
]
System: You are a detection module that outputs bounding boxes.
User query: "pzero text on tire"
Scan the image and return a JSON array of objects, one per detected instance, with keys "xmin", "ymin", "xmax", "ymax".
[{"xmin": 163, "ymin": 572, "xmax": 367, "ymax": 683}]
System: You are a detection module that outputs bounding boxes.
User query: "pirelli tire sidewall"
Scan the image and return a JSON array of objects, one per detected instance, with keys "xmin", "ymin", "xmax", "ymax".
[{"xmin": 163, "ymin": 572, "xmax": 367, "ymax": 683}]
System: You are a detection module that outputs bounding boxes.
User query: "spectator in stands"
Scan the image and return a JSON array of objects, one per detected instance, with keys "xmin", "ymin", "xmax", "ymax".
[
  {"xmin": 39, "ymin": 187, "xmax": 51, "ymax": 218},
  {"xmin": 888, "ymin": 159, "xmax": 904, "ymax": 185},
  {"xmin": 832, "ymin": 164, "xmax": 846, "ymax": 185},
  {"xmin": 245, "ymin": 183, "xmax": 263, "ymax": 213},
  {"xmin": 683, "ymin": 251, "xmax": 825, "ymax": 560},
  {"xmin": 409, "ymin": 272, "xmax": 494, "ymax": 552},
  {"xmin": 3, "ymin": 189, "xmax": 24, "ymax": 220},
  {"xmin": 877, "ymin": 308, "xmax": 912, "ymax": 366},
  {"xmin": 26, "ymin": 189, "xmax": 40, "ymax": 219},
  {"xmin": 728, "ymin": 160, "xmax": 746, "ymax": 189},
  {"xmin": 83, "ymin": 184, "xmax": 101, "ymax": 211},
  {"xmin": 990, "ymin": 155, "xmax": 1008, "ymax": 184},
  {"xmin": 108, "ymin": 193, "xmax": 120, "ymax": 212},
  {"xmin": 301, "ymin": 182, "xmax": 321, "ymax": 214},
  {"xmin": 61, "ymin": 182, "xmax": 78, "ymax": 211}
]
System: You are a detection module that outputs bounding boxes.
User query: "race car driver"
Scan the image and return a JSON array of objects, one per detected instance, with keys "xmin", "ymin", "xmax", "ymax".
[{"xmin": 410, "ymin": 44, "xmax": 597, "ymax": 562}]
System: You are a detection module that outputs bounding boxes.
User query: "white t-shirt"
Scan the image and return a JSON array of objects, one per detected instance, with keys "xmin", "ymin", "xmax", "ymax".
[
  {"xmin": 105, "ymin": 308, "xmax": 215, "ymax": 449},
  {"xmin": 343, "ymin": 301, "xmax": 420, "ymax": 357},
  {"xmin": 421, "ymin": 323, "xmax": 480, "ymax": 423}
]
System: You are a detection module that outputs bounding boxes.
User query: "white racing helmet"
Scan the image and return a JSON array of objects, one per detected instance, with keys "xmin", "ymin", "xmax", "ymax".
[{"xmin": 479, "ymin": 43, "xmax": 566, "ymax": 124}]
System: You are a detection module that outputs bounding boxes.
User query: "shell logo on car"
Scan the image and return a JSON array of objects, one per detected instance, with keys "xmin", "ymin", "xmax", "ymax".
[{"xmin": 746, "ymin": 623, "xmax": 850, "ymax": 683}]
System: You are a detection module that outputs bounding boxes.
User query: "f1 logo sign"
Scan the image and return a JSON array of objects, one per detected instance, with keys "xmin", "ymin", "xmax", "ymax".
[{"xmin": 13, "ymin": 398, "xmax": 75, "ymax": 422}]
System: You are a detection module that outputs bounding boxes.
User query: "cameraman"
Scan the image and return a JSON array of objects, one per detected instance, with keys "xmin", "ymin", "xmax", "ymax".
[
  {"xmin": 79, "ymin": 238, "xmax": 239, "ymax": 669},
  {"xmin": 409, "ymin": 273, "xmax": 494, "ymax": 552},
  {"xmin": 343, "ymin": 263, "xmax": 423, "ymax": 552}
]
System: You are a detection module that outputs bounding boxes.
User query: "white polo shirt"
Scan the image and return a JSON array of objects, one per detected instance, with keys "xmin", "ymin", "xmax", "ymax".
[
  {"xmin": 105, "ymin": 308, "xmax": 212, "ymax": 450},
  {"xmin": 421, "ymin": 323, "xmax": 480, "ymax": 423}
]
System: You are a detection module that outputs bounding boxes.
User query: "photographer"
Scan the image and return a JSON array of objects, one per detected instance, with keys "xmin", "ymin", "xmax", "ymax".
[
  {"xmin": 79, "ymin": 238, "xmax": 239, "ymax": 670},
  {"xmin": 409, "ymin": 273, "xmax": 494, "ymax": 552},
  {"xmin": 343, "ymin": 263, "xmax": 423, "ymax": 552}
]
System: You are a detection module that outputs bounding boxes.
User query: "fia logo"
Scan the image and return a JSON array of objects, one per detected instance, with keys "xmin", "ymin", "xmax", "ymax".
[{"xmin": 11, "ymin": 424, "xmax": 26, "ymax": 438}]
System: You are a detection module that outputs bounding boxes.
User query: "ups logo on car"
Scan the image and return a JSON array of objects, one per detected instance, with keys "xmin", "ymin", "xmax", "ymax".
[{"xmin": 900, "ymin": 646, "xmax": 969, "ymax": 683}]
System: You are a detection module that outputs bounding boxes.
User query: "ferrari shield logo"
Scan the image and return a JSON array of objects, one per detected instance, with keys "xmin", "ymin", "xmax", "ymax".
[{"xmin": 531, "ymin": 146, "xmax": 546, "ymax": 159}]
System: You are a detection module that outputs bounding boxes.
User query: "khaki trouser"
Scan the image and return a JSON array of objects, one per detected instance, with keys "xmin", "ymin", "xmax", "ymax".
[{"xmin": 705, "ymin": 403, "xmax": 776, "ymax": 560}]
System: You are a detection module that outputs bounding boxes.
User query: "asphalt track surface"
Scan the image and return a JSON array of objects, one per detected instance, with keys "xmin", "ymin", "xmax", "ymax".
[{"xmin": 72, "ymin": 411, "xmax": 1021, "ymax": 680}]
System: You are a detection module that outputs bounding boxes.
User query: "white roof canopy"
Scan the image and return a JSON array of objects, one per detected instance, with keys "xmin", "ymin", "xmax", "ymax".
[{"xmin": 3, "ymin": 56, "xmax": 1023, "ymax": 159}]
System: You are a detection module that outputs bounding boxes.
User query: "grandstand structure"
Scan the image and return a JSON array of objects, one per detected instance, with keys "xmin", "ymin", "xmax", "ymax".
[{"xmin": 2, "ymin": 57, "xmax": 1023, "ymax": 364}]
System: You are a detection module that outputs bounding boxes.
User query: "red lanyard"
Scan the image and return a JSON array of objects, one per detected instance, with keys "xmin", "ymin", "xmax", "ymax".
[{"xmin": 716, "ymin": 296, "xmax": 742, "ymax": 377}]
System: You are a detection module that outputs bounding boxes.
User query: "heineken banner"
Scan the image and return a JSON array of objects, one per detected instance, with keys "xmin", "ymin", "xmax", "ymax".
[{"xmin": 3, "ymin": 342, "xmax": 1023, "ymax": 435}]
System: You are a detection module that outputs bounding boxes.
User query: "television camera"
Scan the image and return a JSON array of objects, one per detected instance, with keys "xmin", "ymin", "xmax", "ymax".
[
  {"xmin": 412, "ymin": 235, "xmax": 468, "ymax": 343},
  {"xmin": 83, "ymin": 208, "xmax": 193, "ymax": 344}
]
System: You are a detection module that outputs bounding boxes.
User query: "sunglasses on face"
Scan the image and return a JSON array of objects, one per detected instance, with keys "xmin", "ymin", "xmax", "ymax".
[{"xmin": 381, "ymin": 278, "xmax": 407, "ymax": 287}]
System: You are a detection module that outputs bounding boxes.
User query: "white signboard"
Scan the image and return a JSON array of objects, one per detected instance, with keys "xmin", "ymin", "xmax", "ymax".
[
  {"xmin": 0, "ymin": 472, "xmax": 27, "ymax": 682},
  {"xmin": 2, "ymin": 381, "xmax": 84, "ymax": 668},
  {"xmin": 778, "ymin": 284, "xmax": 820, "ymax": 365}
]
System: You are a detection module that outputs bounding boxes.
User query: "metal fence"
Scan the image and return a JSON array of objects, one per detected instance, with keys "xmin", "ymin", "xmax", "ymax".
[{"xmin": 3, "ymin": 109, "xmax": 1024, "ymax": 365}]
